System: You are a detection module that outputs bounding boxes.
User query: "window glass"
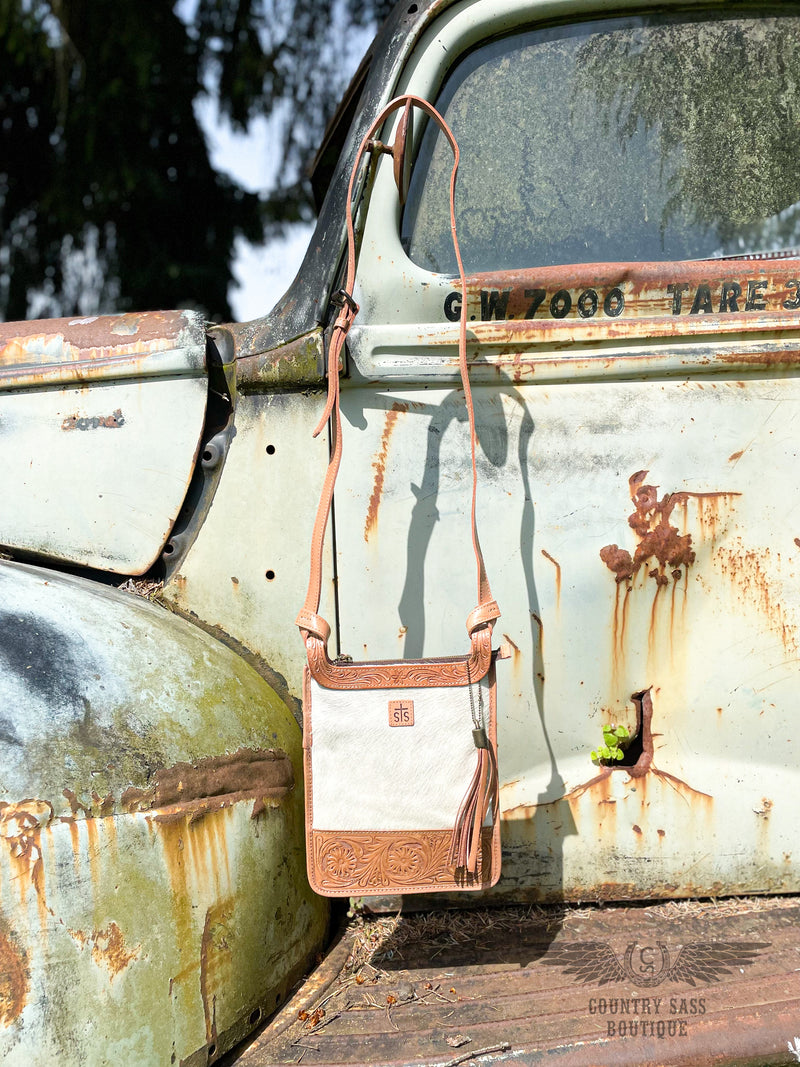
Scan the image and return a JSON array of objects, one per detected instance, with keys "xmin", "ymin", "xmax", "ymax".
[{"xmin": 401, "ymin": 11, "xmax": 800, "ymax": 272}]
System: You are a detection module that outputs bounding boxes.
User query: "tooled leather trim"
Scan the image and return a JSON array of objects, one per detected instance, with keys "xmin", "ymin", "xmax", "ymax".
[
  {"xmin": 308, "ymin": 827, "xmax": 499, "ymax": 896},
  {"xmin": 305, "ymin": 625, "xmax": 492, "ymax": 689}
]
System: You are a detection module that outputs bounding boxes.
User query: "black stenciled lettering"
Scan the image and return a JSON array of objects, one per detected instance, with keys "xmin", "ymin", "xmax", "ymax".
[
  {"xmin": 524, "ymin": 288, "xmax": 546, "ymax": 318},
  {"xmin": 443, "ymin": 291, "xmax": 461, "ymax": 322},
  {"xmin": 690, "ymin": 284, "xmax": 713, "ymax": 314},
  {"xmin": 719, "ymin": 281, "xmax": 741, "ymax": 313},
  {"xmin": 550, "ymin": 289, "xmax": 572, "ymax": 318},
  {"xmin": 603, "ymin": 287, "xmax": 625, "ymax": 317},
  {"xmin": 577, "ymin": 288, "xmax": 598, "ymax": 318},
  {"xmin": 745, "ymin": 279, "xmax": 768, "ymax": 311},
  {"xmin": 666, "ymin": 282, "xmax": 690, "ymax": 315},
  {"xmin": 481, "ymin": 288, "xmax": 512, "ymax": 320},
  {"xmin": 783, "ymin": 279, "xmax": 800, "ymax": 310}
]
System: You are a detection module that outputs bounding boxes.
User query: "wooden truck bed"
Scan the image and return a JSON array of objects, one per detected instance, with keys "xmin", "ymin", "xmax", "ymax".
[{"xmin": 226, "ymin": 897, "xmax": 800, "ymax": 1067}]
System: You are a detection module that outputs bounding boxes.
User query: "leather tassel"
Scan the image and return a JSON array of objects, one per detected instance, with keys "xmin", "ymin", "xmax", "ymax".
[{"xmin": 448, "ymin": 730, "xmax": 498, "ymax": 874}]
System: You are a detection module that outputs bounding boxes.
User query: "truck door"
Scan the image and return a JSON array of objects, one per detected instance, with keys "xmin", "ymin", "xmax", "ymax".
[{"xmin": 332, "ymin": 1, "xmax": 800, "ymax": 901}]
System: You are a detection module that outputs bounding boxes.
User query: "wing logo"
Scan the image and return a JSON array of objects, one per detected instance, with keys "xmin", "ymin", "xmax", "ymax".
[{"xmin": 542, "ymin": 941, "xmax": 770, "ymax": 988}]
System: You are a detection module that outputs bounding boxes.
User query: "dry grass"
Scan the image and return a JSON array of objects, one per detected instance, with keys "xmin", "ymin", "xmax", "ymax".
[
  {"xmin": 118, "ymin": 577, "xmax": 165, "ymax": 601},
  {"xmin": 339, "ymin": 894, "xmax": 799, "ymax": 979}
]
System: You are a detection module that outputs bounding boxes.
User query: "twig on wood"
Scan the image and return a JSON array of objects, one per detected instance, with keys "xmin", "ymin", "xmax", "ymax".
[
  {"xmin": 439, "ymin": 1042, "xmax": 512, "ymax": 1067},
  {"xmin": 292, "ymin": 1042, "xmax": 320, "ymax": 1064}
]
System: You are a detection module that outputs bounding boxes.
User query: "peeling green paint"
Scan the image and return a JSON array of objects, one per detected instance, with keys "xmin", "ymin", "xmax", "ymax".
[
  {"xmin": 234, "ymin": 329, "xmax": 324, "ymax": 391},
  {"xmin": 0, "ymin": 561, "xmax": 328, "ymax": 1066}
]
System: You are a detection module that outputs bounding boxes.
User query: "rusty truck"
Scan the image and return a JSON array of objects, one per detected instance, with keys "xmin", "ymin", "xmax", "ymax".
[{"xmin": 2, "ymin": 0, "xmax": 800, "ymax": 1063}]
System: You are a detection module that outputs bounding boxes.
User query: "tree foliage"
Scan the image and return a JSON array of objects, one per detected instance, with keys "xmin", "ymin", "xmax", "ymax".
[{"xmin": 0, "ymin": 0, "xmax": 394, "ymax": 322}]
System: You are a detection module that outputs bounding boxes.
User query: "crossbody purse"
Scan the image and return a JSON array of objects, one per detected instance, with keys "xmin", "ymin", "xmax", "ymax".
[{"xmin": 296, "ymin": 96, "xmax": 502, "ymax": 897}]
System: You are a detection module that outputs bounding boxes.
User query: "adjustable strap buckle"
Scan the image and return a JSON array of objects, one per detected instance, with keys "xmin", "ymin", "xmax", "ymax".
[{"xmin": 331, "ymin": 288, "xmax": 359, "ymax": 317}]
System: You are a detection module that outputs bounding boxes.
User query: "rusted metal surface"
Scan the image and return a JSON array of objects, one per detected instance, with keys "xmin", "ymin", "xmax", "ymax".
[
  {"xmin": 227, "ymin": 898, "xmax": 800, "ymax": 1066},
  {"xmin": 0, "ymin": 309, "xmax": 206, "ymax": 389},
  {"xmin": 121, "ymin": 748, "xmax": 294, "ymax": 814},
  {"xmin": 231, "ymin": 328, "xmax": 325, "ymax": 390},
  {"xmin": 332, "ymin": 342, "xmax": 800, "ymax": 903},
  {"xmin": 599, "ymin": 471, "xmax": 739, "ymax": 586},
  {"xmin": 335, "ymin": 1, "xmax": 800, "ymax": 904},
  {"xmin": 153, "ymin": 0, "xmax": 800, "ymax": 919},
  {"xmin": 61, "ymin": 407, "xmax": 125, "ymax": 431},
  {"xmin": 365, "ymin": 403, "xmax": 408, "ymax": 542},
  {"xmin": 441, "ymin": 261, "xmax": 800, "ymax": 325},
  {"xmin": 0, "ymin": 560, "xmax": 328, "ymax": 1066}
]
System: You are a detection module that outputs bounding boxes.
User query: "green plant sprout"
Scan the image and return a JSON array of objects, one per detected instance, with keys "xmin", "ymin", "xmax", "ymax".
[{"xmin": 591, "ymin": 723, "xmax": 631, "ymax": 764}]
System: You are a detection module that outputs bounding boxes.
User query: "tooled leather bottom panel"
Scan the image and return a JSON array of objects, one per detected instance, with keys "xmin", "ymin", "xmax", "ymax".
[{"xmin": 308, "ymin": 827, "xmax": 499, "ymax": 897}]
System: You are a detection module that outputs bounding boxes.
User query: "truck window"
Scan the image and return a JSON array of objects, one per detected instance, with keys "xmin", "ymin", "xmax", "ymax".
[{"xmin": 401, "ymin": 10, "xmax": 800, "ymax": 274}]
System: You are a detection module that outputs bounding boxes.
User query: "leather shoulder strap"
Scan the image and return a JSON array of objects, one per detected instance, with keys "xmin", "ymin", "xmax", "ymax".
[{"xmin": 296, "ymin": 95, "xmax": 500, "ymax": 653}]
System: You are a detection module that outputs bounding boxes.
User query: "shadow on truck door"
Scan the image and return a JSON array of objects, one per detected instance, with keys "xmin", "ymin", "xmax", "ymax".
[{"xmin": 346, "ymin": 386, "xmax": 575, "ymax": 950}]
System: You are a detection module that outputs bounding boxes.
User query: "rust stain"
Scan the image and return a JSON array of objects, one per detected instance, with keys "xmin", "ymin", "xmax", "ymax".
[
  {"xmin": 63, "ymin": 789, "xmax": 90, "ymax": 819},
  {"xmin": 121, "ymin": 747, "xmax": 293, "ymax": 820},
  {"xmin": 502, "ymin": 633, "xmax": 522, "ymax": 682},
  {"xmin": 62, "ymin": 789, "xmax": 114, "ymax": 820},
  {"xmin": 0, "ymin": 310, "xmax": 190, "ymax": 365},
  {"xmin": 609, "ymin": 582, "xmax": 632, "ymax": 690},
  {"xmin": 66, "ymin": 819, "xmax": 81, "ymax": 877},
  {"xmin": 728, "ymin": 449, "xmax": 745, "ymax": 462},
  {"xmin": 0, "ymin": 926, "xmax": 28, "ymax": 1027},
  {"xmin": 511, "ymin": 689, "xmax": 711, "ymax": 822},
  {"xmin": 540, "ymin": 549, "xmax": 562, "ymax": 606},
  {"xmin": 601, "ymin": 469, "xmax": 741, "ymax": 584},
  {"xmin": 602, "ymin": 470, "xmax": 700, "ymax": 585},
  {"xmin": 84, "ymin": 818, "xmax": 102, "ymax": 892},
  {"xmin": 601, "ymin": 471, "xmax": 740, "ymax": 674},
  {"xmin": 717, "ymin": 350, "xmax": 800, "ymax": 368},
  {"xmin": 502, "ymin": 633, "xmax": 521, "ymax": 661},
  {"xmin": 715, "ymin": 539, "xmax": 798, "ymax": 653},
  {"xmin": 200, "ymin": 908, "xmax": 218, "ymax": 1051},
  {"xmin": 0, "ymin": 800, "xmax": 52, "ymax": 920},
  {"xmin": 156, "ymin": 815, "xmax": 236, "ymax": 1025},
  {"xmin": 200, "ymin": 900, "xmax": 234, "ymax": 1051},
  {"xmin": 90, "ymin": 922, "xmax": 139, "ymax": 979},
  {"xmin": 364, "ymin": 403, "xmax": 408, "ymax": 542},
  {"xmin": 446, "ymin": 261, "xmax": 800, "ymax": 332},
  {"xmin": 155, "ymin": 819, "xmax": 193, "ymax": 950},
  {"xmin": 61, "ymin": 408, "xmax": 125, "ymax": 431}
]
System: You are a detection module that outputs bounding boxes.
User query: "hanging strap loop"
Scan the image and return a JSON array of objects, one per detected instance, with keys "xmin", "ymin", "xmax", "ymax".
[{"xmin": 297, "ymin": 94, "xmax": 499, "ymax": 657}]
